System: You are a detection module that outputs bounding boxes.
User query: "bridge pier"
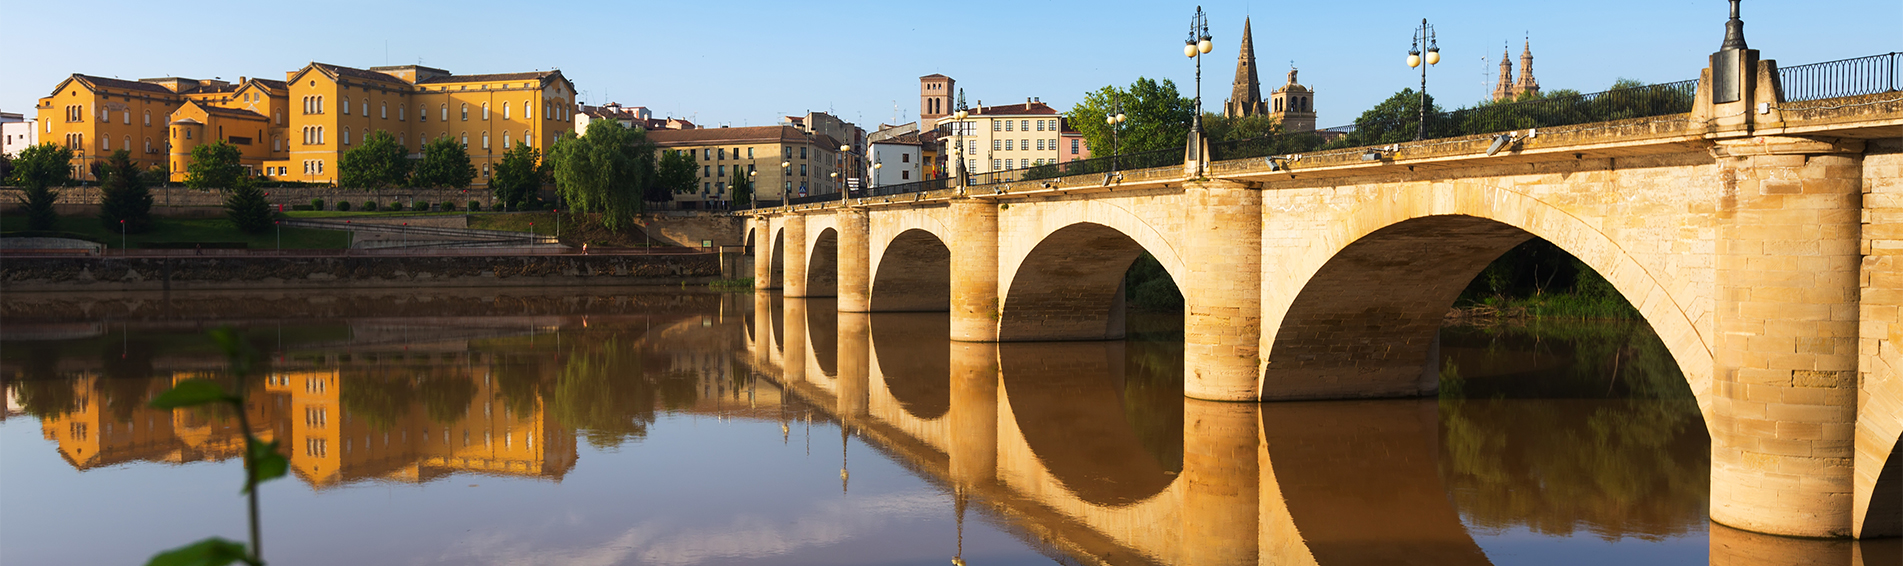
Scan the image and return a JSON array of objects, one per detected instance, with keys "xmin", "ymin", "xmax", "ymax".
[
  {"xmin": 950, "ymin": 200, "xmax": 1000, "ymax": 342},
  {"xmin": 782, "ymin": 216, "xmax": 808, "ymax": 297},
  {"xmin": 1182, "ymin": 180, "xmax": 1265, "ymax": 401},
  {"xmin": 837, "ymin": 210, "xmax": 871, "ymax": 313},
  {"xmin": 1710, "ymin": 137, "xmax": 1865, "ymax": 538},
  {"xmin": 750, "ymin": 216, "xmax": 773, "ymax": 289},
  {"xmin": 782, "ymin": 298, "xmax": 808, "ymax": 385}
]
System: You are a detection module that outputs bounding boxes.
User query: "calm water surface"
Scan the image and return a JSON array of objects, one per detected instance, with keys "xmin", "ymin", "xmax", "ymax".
[{"xmin": 1, "ymin": 290, "xmax": 1888, "ymax": 565}]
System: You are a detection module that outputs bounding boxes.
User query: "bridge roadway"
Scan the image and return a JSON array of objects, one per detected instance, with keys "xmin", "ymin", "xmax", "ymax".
[
  {"xmin": 745, "ymin": 298, "xmax": 1903, "ymax": 564},
  {"xmin": 744, "ymin": 56, "xmax": 1902, "ymax": 539}
]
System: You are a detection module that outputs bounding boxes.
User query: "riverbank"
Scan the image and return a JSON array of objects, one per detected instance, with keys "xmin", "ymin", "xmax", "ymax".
[{"xmin": 0, "ymin": 254, "xmax": 721, "ymax": 292}]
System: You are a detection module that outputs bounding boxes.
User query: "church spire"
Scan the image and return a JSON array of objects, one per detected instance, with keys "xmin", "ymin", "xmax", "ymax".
[
  {"xmin": 1493, "ymin": 44, "xmax": 1515, "ymax": 102},
  {"xmin": 1515, "ymin": 39, "xmax": 1541, "ymax": 97},
  {"xmin": 1225, "ymin": 17, "xmax": 1267, "ymax": 118}
]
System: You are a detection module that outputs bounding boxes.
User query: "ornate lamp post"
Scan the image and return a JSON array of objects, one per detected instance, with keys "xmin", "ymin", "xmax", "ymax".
[
  {"xmin": 1406, "ymin": 18, "xmax": 1442, "ymax": 141},
  {"xmin": 1183, "ymin": 6, "xmax": 1213, "ymax": 175},
  {"xmin": 951, "ymin": 106, "xmax": 970, "ymax": 184},
  {"xmin": 838, "ymin": 143, "xmax": 852, "ymax": 203},
  {"xmin": 1105, "ymin": 94, "xmax": 1127, "ymax": 171}
]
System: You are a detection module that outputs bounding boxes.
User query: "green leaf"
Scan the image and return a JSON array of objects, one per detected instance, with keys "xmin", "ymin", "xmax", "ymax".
[
  {"xmin": 145, "ymin": 537, "xmax": 253, "ymax": 566},
  {"xmin": 150, "ymin": 380, "xmax": 236, "ymax": 409},
  {"xmin": 209, "ymin": 327, "xmax": 258, "ymax": 376},
  {"xmin": 244, "ymin": 440, "xmax": 289, "ymax": 491}
]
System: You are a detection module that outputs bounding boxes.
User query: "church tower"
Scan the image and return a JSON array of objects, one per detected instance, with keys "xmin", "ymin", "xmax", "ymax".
[
  {"xmin": 1267, "ymin": 68, "xmax": 1316, "ymax": 133},
  {"xmin": 1223, "ymin": 17, "xmax": 1269, "ymax": 117},
  {"xmin": 1492, "ymin": 45, "xmax": 1516, "ymax": 102},
  {"xmin": 920, "ymin": 74, "xmax": 954, "ymax": 125},
  {"xmin": 1514, "ymin": 40, "xmax": 1541, "ymax": 98}
]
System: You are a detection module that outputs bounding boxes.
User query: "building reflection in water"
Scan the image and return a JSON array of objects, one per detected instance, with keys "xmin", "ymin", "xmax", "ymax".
[{"xmin": 7, "ymin": 289, "xmax": 1899, "ymax": 566}]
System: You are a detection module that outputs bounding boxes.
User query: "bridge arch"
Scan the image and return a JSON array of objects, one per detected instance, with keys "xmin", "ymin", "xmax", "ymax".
[
  {"xmin": 805, "ymin": 227, "xmax": 839, "ymax": 297},
  {"xmin": 870, "ymin": 229, "xmax": 952, "ymax": 312},
  {"xmin": 998, "ymin": 341, "xmax": 1179, "ymax": 507},
  {"xmin": 765, "ymin": 227, "xmax": 785, "ymax": 290},
  {"xmin": 1857, "ymin": 343, "xmax": 1903, "ymax": 538},
  {"xmin": 998, "ymin": 219, "xmax": 1186, "ymax": 342},
  {"xmin": 1261, "ymin": 189, "xmax": 1714, "ymax": 431}
]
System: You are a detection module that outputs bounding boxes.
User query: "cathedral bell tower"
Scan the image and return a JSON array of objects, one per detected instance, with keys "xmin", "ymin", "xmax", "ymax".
[{"xmin": 1267, "ymin": 68, "xmax": 1315, "ymax": 133}]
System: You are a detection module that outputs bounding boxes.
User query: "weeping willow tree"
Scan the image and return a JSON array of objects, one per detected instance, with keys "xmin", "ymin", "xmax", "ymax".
[{"xmin": 547, "ymin": 119, "xmax": 657, "ymax": 230}]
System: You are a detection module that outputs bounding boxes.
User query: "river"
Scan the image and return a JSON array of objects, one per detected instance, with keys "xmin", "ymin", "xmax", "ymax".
[{"xmin": 0, "ymin": 289, "xmax": 1892, "ymax": 565}]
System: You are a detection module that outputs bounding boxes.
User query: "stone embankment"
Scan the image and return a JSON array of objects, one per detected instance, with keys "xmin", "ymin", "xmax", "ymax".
[{"xmin": 1, "ymin": 254, "xmax": 720, "ymax": 292}]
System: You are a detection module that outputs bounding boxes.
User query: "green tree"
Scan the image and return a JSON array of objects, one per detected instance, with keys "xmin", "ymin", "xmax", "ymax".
[
  {"xmin": 1336, "ymin": 88, "xmax": 1449, "ymax": 147},
  {"xmin": 223, "ymin": 178, "xmax": 275, "ymax": 234},
  {"xmin": 184, "ymin": 141, "xmax": 245, "ymax": 190},
  {"xmin": 491, "ymin": 144, "xmax": 545, "ymax": 209},
  {"xmin": 656, "ymin": 150, "xmax": 698, "ymax": 195},
  {"xmin": 412, "ymin": 136, "xmax": 477, "ymax": 189},
  {"xmin": 7, "ymin": 143, "xmax": 73, "ymax": 230},
  {"xmin": 728, "ymin": 163, "xmax": 753, "ymax": 208},
  {"xmin": 338, "ymin": 130, "xmax": 411, "ymax": 189},
  {"xmin": 1067, "ymin": 78, "xmax": 1194, "ymax": 157},
  {"xmin": 547, "ymin": 119, "xmax": 657, "ymax": 230},
  {"xmin": 97, "ymin": 150, "xmax": 155, "ymax": 233}
]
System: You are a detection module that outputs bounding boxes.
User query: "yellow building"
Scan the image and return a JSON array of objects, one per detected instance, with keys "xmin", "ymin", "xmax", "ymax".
[
  {"xmin": 36, "ymin": 63, "xmax": 578, "ymax": 187},
  {"xmin": 648, "ymin": 126, "xmax": 847, "ymax": 208},
  {"xmin": 931, "ymin": 100, "xmax": 1064, "ymax": 175}
]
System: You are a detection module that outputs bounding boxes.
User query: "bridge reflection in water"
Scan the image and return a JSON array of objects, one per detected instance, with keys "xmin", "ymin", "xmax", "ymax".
[
  {"xmin": 6, "ymin": 289, "xmax": 1900, "ymax": 565},
  {"xmin": 754, "ymin": 294, "xmax": 1901, "ymax": 566}
]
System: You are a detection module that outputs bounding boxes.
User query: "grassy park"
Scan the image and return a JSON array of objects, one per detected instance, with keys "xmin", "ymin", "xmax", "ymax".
[{"xmin": 1, "ymin": 214, "xmax": 350, "ymax": 250}]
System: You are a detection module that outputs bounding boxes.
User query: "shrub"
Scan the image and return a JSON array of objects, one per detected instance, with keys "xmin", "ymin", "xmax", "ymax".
[
  {"xmin": 335, "ymin": 201, "xmax": 351, "ymax": 212},
  {"xmin": 362, "ymin": 201, "xmax": 378, "ymax": 212},
  {"xmin": 387, "ymin": 202, "xmax": 403, "ymax": 212},
  {"xmin": 440, "ymin": 201, "xmax": 456, "ymax": 211},
  {"xmin": 467, "ymin": 200, "xmax": 482, "ymax": 212},
  {"xmin": 311, "ymin": 198, "xmax": 325, "ymax": 211},
  {"xmin": 291, "ymin": 205, "xmax": 313, "ymax": 211}
]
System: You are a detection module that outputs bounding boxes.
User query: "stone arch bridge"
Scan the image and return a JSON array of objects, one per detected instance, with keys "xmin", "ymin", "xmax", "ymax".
[{"xmin": 744, "ymin": 62, "xmax": 1903, "ymax": 539}]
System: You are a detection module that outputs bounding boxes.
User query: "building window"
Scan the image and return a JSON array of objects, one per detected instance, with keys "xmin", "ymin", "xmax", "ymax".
[
  {"xmin": 482, "ymin": 131, "xmax": 490, "ymax": 149},
  {"xmin": 993, "ymin": 140, "xmax": 1001, "ymax": 151},
  {"xmin": 992, "ymin": 121, "xmax": 1001, "ymax": 132},
  {"xmin": 901, "ymin": 170, "xmax": 911, "ymax": 180},
  {"xmin": 800, "ymin": 164, "xmax": 807, "ymax": 176},
  {"xmin": 525, "ymin": 100, "xmax": 533, "ymax": 119},
  {"xmin": 503, "ymin": 102, "xmax": 510, "ymax": 119},
  {"xmin": 784, "ymin": 147, "xmax": 792, "ymax": 159},
  {"xmin": 442, "ymin": 104, "xmax": 449, "ymax": 121},
  {"xmin": 524, "ymin": 134, "xmax": 531, "ymax": 148},
  {"xmin": 800, "ymin": 146, "xmax": 807, "ymax": 159},
  {"xmin": 143, "ymin": 110, "xmax": 150, "ymax": 126},
  {"xmin": 144, "ymin": 138, "xmax": 151, "ymax": 153},
  {"xmin": 461, "ymin": 104, "xmax": 469, "ymax": 121},
  {"xmin": 481, "ymin": 104, "xmax": 490, "ymax": 120},
  {"xmin": 343, "ymin": 128, "xmax": 351, "ymax": 145},
  {"xmin": 503, "ymin": 132, "xmax": 511, "ymax": 149},
  {"xmin": 342, "ymin": 97, "xmax": 351, "ymax": 115},
  {"xmin": 968, "ymin": 140, "xmax": 977, "ymax": 154},
  {"xmin": 747, "ymin": 147, "xmax": 754, "ymax": 158},
  {"xmin": 380, "ymin": 102, "xmax": 387, "ymax": 119},
  {"xmin": 461, "ymin": 132, "xmax": 468, "ymax": 147},
  {"xmin": 901, "ymin": 153, "xmax": 910, "ymax": 163},
  {"xmin": 1072, "ymin": 139, "xmax": 1080, "ymax": 154},
  {"xmin": 703, "ymin": 148, "xmax": 712, "ymax": 160},
  {"xmin": 718, "ymin": 165, "xmax": 725, "ymax": 177},
  {"xmin": 703, "ymin": 165, "xmax": 710, "ymax": 177},
  {"xmin": 483, "ymin": 163, "xmax": 490, "ymax": 177},
  {"xmin": 991, "ymin": 159, "xmax": 1000, "ymax": 170},
  {"xmin": 101, "ymin": 136, "xmax": 109, "ymax": 150}
]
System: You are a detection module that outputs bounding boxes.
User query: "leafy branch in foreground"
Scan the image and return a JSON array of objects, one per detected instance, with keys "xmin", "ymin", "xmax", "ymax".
[{"xmin": 145, "ymin": 327, "xmax": 287, "ymax": 566}]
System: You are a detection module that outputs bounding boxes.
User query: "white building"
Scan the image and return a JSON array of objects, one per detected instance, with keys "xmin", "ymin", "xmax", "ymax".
[
  {"xmin": 869, "ymin": 133, "xmax": 923, "ymax": 188},
  {"xmin": 931, "ymin": 98, "xmax": 1063, "ymax": 174},
  {"xmin": 1, "ymin": 111, "xmax": 36, "ymax": 157}
]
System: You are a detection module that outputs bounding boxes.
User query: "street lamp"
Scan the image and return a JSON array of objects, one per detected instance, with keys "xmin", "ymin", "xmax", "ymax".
[
  {"xmin": 870, "ymin": 160, "xmax": 882, "ymax": 189},
  {"xmin": 1183, "ymin": 6, "xmax": 1213, "ymax": 176},
  {"xmin": 951, "ymin": 107, "xmax": 970, "ymax": 184},
  {"xmin": 1104, "ymin": 94, "xmax": 1127, "ymax": 171},
  {"xmin": 119, "ymin": 219, "xmax": 126, "ymax": 254},
  {"xmin": 837, "ymin": 143, "xmax": 851, "ymax": 203},
  {"xmin": 1406, "ymin": 18, "xmax": 1441, "ymax": 141}
]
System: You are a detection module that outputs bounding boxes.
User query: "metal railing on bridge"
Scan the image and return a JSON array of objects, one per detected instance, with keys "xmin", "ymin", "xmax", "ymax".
[
  {"xmin": 966, "ymin": 146, "xmax": 1184, "ymax": 186},
  {"xmin": 1779, "ymin": 52, "xmax": 1901, "ymax": 102}
]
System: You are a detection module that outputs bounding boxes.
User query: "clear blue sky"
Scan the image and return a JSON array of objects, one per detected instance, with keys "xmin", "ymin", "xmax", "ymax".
[{"xmin": 4, "ymin": 1, "xmax": 1896, "ymax": 130}]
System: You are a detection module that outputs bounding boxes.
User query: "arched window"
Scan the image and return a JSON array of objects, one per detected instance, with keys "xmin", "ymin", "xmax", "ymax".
[
  {"xmin": 343, "ymin": 127, "xmax": 351, "ymax": 145},
  {"xmin": 441, "ymin": 104, "xmax": 448, "ymax": 121},
  {"xmin": 460, "ymin": 132, "xmax": 468, "ymax": 147},
  {"xmin": 380, "ymin": 102, "xmax": 387, "ymax": 119},
  {"xmin": 122, "ymin": 110, "xmax": 129, "ymax": 124},
  {"xmin": 101, "ymin": 135, "xmax": 109, "ymax": 150},
  {"xmin": 144, "ymin": 137, "xmax": 151, "ymax": 153},
  {"xmin": 419, "ymin": 105, "xmax": 427, "ymax": 122},
  {"xmin": 399, "ymin": 105, "xmax": 404, "ymax": 121},
  {"xmin": 273, "ymin": 136, "xmax": 280, "ymax": 151},
  {"xmin": 481, "ymin": 104, "xmax": 489, "ymax": 120},
  {"xmin": 399, "ymin": 133, "xmax": 406, "ymax": 147},
  {"xmin": 143, "ymin": 110, "xmax": 151, "ymax": 126},
  {"xmin": 342, "ymin": 97, "xmax": 351, "ymax": 115},
  {"xmin": 124, "ymin": 135, "xmax": 130, "ymax": 151},
  {"xmin": 503, "ymin": 132, "xmax": 511, "ymax": 149},
  {"xmin": 503, "ymin": 103, "xmax": 511, "ymax": 120},
  {"xmin": 360, "ymin": 99, "xmax": 367, "ymax": 116},
  {"xmin": 317, "ymin": 127, "xmax": 324, "ymax": 145},
  {"xmin": 318, "ymin": 96, "xmax": 324, "ymax": 113},
  {"xmin": 525, "ymin": 100, "xmax": 533, "ymax": 119},
  {"xmin": 461, "ymin": 104, "xmax": 469, "ymax": 121},
  {"xmin": 523, "ymin": 134, "xmax": 531, "ymax": 148},
  {"xmin": 481, "ymin": 131, "xmax": 490, "ymax": 149}
]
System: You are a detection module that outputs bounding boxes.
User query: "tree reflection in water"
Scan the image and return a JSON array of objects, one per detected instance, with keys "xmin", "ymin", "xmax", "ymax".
[{"xmin": 1438, "ymin": 319, "xmax": 1709, "ymax": 540}]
